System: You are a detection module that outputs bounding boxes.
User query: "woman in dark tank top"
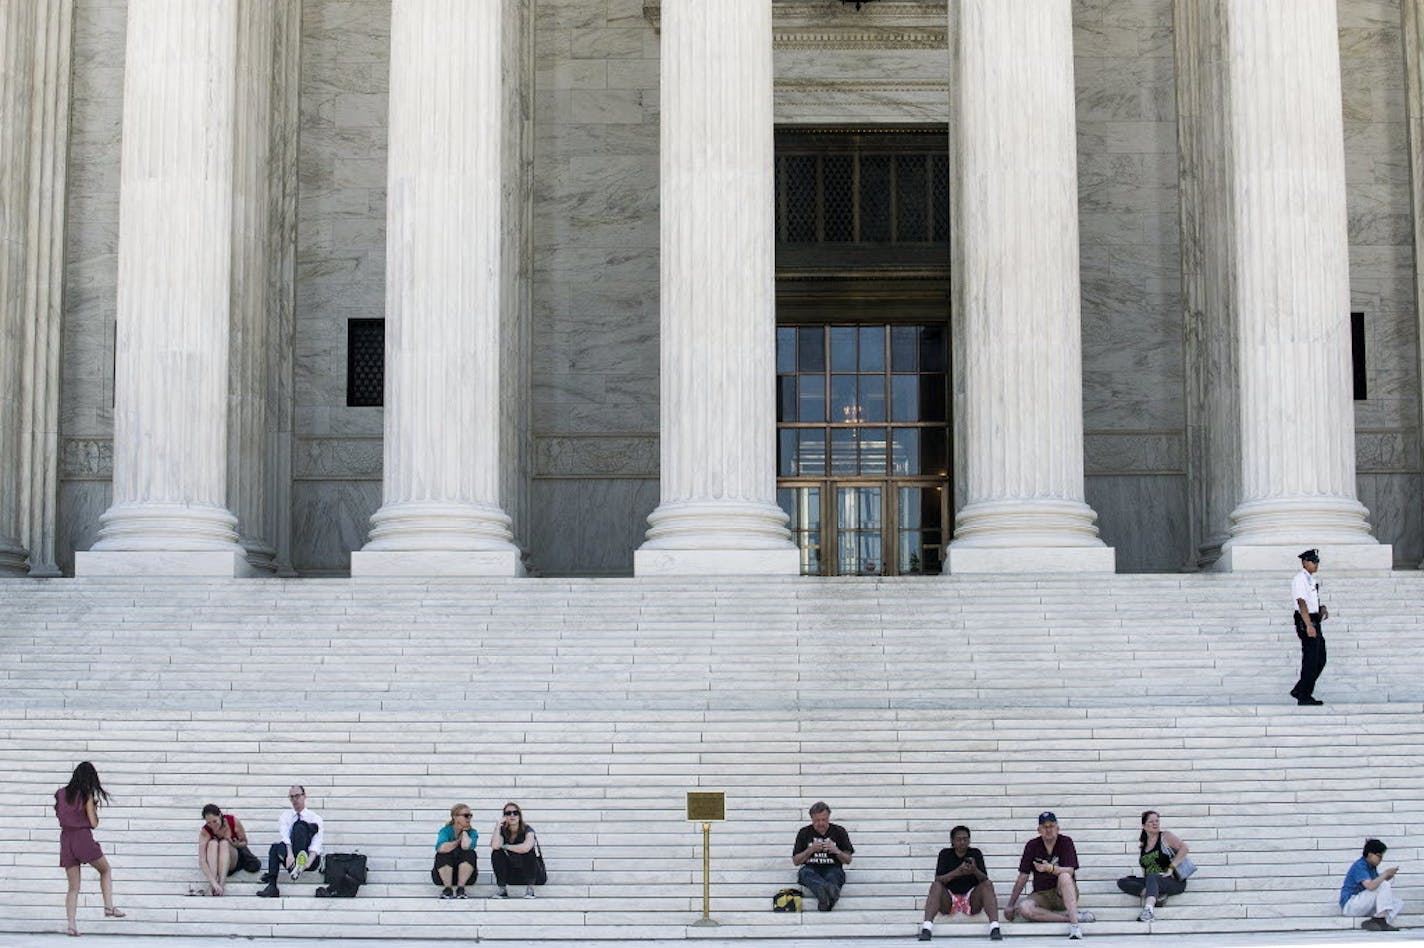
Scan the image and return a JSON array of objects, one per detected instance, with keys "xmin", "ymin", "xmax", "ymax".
[
  {"xmin": 490, "ymin": 801, "xmax": 545, "ymax": 897},
  {"xmin": 1116, "ymin": 810, "xmax": 1192, "ymax": 922}
]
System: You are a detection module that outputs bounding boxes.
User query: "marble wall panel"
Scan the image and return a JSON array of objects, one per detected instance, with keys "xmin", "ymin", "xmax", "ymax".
[
  {"xmin": 528, "ymin": 477, "xmax": 659, "ymax": 576},
  {"xmin": 59, "ymin": 0, "xmax": 123, "ymax": 445},
  {"xmin": 1074, "ymin": 0, "xmax": 1184, "ymax": 464},
  {"xmin": 1357, "ymin": 472, "xmax": 1423, "ymax": 564},
  {"xmin": 534, "ymin": 435, "xmax": 657, "ymax": 478},
  {"xmin": 296, "ymin": 0, "xmax": 389, "ymax": 446},
  {"xmin": 774, "ymin": 46, "xmax": 950, "ymax": 125},
  {"xmin": 56, "ymin": 0, "xmax": 124, "ymax": 569},
  {"xmin": 1072, "ymin": 0, "xmax": 1184, "ymax": 570},
  {"xmin": 531, "ymin": 0, "xmax": 659, "ymax": 475},
  {"xmin": 60, "ymin": 438, "xmax": 112, "ymax": 480},
  {"xmin": 1356, "ymin": 430, "xmax": 1422, "ymax": 472},
  {"xmin": 1085, "ymin": 474, "xmax": 1189, "ymax": 571},
  {"xmin": 1340, "ymin": 0, "xmax": 1420, "ymax": 554},
  {"xmin": 533, "ymin": 309, "xmax": 657, "ymax": 376},
  {"xmin": 56, "ymin": 480, "xmax": 108, "ymax": 575},
  {"xmin": 1084, "ymin": 432, "xmax": 1184, "ymax": 474},
  {"xmin": 290, "ymin": 480, "xmax": 379, "ymax": 574},
  {"xmin": 293, "ymin": 436, "xmax": 382, "ymax": 480}
]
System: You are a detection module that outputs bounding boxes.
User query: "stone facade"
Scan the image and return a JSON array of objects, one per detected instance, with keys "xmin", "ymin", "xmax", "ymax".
[{"xmin": 7, "ymin": 0, "xmax": 1415, "ymax": 576}]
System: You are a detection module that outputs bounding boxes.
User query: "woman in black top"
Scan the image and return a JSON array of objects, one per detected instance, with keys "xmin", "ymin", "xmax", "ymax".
[
  {"xmin": 490, "ymin": 802, "xmax": 543, "ymax": 897},
  {"xmin": 1117, "ymin": 810, "xmax": 1191, "ymax": 922}
]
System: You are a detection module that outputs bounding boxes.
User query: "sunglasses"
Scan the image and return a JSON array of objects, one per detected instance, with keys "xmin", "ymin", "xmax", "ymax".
[
  {"xmin": 503, "ymin": 810, "xmax": 521, "ymax": 817},
  {"xmin": 458, "ymin": 812, "xmax": 472, "ymax": 818}
]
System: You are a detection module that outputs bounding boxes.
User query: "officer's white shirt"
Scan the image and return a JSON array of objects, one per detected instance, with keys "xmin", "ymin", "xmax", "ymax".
[{"xmin": 1291, "ymin": 568, "xmax": 1319, "ymax": 613}]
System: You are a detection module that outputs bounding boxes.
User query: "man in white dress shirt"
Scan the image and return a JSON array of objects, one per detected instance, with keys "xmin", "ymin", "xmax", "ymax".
[
  {"xmin": 1290, "ymin": 549, "xmax": 1327, "ymax": 706},
  {"xmin": 256, "ymin": 785, "xmax": 324, "ymax": 897}
]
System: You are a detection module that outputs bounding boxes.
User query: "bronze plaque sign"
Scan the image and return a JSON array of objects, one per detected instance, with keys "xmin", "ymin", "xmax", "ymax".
[{"xmin": 686, "ymin": 791, "xmax": 726, "ymax": 822}]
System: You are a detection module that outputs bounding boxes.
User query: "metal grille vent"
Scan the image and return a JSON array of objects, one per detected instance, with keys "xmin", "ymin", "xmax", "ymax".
[
  {"xmin": 346, "ymin": 318, "xmax": 385, "ymax": 408},
  {"xmin": 775, "ymin": 132, "xmax": 949, "ymax": 247}
]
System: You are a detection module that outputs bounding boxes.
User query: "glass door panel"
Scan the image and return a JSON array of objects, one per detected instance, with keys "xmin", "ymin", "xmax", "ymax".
[
  {"xmin": 777, "ymin": 486, "xmax": 822, "ymax": 576},
  {"xmin": 897, "ymin": 486, "xmax": 943, "ymax": 575},
  {"xmin": 836, "ymin": 486, "xmax": 884, "ymax": 575},
  {"xmin": 777, "ymin": 323, "xmax": 949, "ymax": 576}
]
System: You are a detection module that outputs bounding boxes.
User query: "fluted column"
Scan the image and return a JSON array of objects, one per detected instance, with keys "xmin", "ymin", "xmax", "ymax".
[
  {"xmin": 227, "ymin": 0, "xmax": 301, "ymax": 575},
  {"xmin": 1176, "ymin": 0, "xmax": 1240, "ymax": 569},
  {"xmin": 945, "ymin": 0, "xmax": 1114, "ymax": 573},
  {"xmin": 75, "ymin": 1, "xmax": 251, "ymax": 577},
  {"xmin": 632, "ymin": 0, "xmax": 797, "ymax": 576},
  {"xmin": 1212, "ymin": 0, "xmax": 1389, "ymax": 570},
  {"xmin": 349, "ymin": 0, "xmax": 523, "ymax": 577},
  {"xmin": 0, "ymin": 0, "xmax": 38, "ymax": 573},
  {"xmin": 15, "ymin": 0, "xmax": 73, "ymax": 577},
  {"xmin": 1403, "ymin": 0, "xmax": 1424, "ymax": 569}
]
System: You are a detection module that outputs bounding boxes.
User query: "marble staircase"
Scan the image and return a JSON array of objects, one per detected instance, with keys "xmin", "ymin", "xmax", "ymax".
[{"xmin": 0, "ymin": 573, "xmax": 1420, "ymax": 940}]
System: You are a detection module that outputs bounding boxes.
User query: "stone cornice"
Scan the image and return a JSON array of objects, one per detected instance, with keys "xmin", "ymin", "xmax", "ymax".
[{"xmin": 643, "ymin": 1, "xmax": 947, "ymax": 50}]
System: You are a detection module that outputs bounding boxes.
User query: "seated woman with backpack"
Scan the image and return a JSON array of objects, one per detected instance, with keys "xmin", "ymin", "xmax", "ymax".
[
  {"xmin": 197, "ymin": 804, "xmax": 261, "ymax": 895},
  {"xmin": 490, "ymin": 802, "xmax": 545, "ymax": 898}
]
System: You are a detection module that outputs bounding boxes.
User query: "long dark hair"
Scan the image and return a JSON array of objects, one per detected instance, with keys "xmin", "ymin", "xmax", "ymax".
[
  {"xmin": 500, "ymin": 801, "xmax": 526, "ymax": 841},
  {"xmin": 1138, "ymin": 810, "xmax": 1159, "ymax": 852},
  {"xmin": 63, "ymin": 762, "xmax": 111, "ymax": 807}
]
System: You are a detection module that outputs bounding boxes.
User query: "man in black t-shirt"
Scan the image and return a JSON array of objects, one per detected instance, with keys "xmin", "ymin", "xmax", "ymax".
[
  {"xmin": 791, "ymin": 801, "xmax": 854, "ymax": 911},
  {"xmin": 919, "ymin": 825, "xmax": 1001, "ymax": 941}
]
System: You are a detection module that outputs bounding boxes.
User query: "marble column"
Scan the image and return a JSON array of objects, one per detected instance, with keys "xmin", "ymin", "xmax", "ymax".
[
  {"xmin": 75, "ymin": 1, "xmax": 251, "ymax": 577},
  {"xmin": 1211, "ymin": 0, "xmax": 1389, "ymax": 570},
  {"xmin": 1404, "ymin": 0, "xmax": 1424, "ymax": 569},
  {"xmin": 227, "ymin": 0, "xmax": 300, "ymax": 575},
  {"xmin": 498, "ymin": 0, "xmax": 534, "ymax": 562},
  {"xmin": 266, "ymin": 0, "xmax": 302, "ymax": 576},
  {"xmin": 15, "ymin": 0, "xmax": 73, "ymax": 577},
  {"xmin": 349, "ymin": 0, "xmax": 523, "ymax": 577},
  {"xmin": 0, "ymin": 0, "xmax": 38, "ymax": 574},
  {"xmin": 1176, "ymin": 0, "xmax": 1240, "ymax": 569},
  {"xmin": 944, "ymin": 0, "xmax": 1114, "ymax": 573},
  {"xmin": 632, "ymin": 0, "xmax": 798, "ymax": 576}
]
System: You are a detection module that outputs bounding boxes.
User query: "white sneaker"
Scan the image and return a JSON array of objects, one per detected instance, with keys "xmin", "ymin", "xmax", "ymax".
[
  {"xmin": 1137, "ymin": 907, "xmax": 1154, "ymax": 922},
  {"xmin": 1068, "ymin": 924, "xmax": 1082, "ymax": 940},
  {"xmin": 1076, "ymin": 910, "xmax": 1095, "ymax": 923}
]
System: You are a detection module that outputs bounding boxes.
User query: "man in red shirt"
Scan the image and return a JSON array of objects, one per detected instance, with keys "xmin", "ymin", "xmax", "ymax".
[{"xmin": 1004, "ymin": 812, "xmax": 1095, "ymax": 940}]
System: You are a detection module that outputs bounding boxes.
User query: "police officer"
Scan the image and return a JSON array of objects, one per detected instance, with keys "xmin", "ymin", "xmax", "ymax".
[{"xmin": 1290, "ymin": 549, "xmax": 1327, "ymax": 705}]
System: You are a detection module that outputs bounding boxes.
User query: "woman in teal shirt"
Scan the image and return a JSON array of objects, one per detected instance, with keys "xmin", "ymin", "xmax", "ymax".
[{"xmin": 431, "ymin": 804, "xmax": 479, "ymax": 899}]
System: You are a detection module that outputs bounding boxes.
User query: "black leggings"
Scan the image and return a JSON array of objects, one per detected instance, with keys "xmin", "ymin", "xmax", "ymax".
[
  {"xmin": 492, "ymin": 847, "xmax": 542, "ymax": 887},
  {"xmin": 431, "ymin": 848, "xmax": 480, "ymax": 886},
  {"xmin": 1117, "ymin": 874, "xmax": 1187, "ymax": 900}
]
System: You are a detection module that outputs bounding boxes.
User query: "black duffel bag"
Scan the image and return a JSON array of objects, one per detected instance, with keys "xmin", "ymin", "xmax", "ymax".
[{"xmin": 315, "ymin": 852, "xmax": 367, "ymax": 898}]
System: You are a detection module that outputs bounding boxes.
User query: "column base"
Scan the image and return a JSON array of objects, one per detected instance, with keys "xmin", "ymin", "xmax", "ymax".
[
  {"xmin": 0, "ymin": 539, "xmax": 29, "ymax": 576},
  {"xmin": 240, "ymin": 536, "xmax": 280, "ymax": 575},
  {"xmin": 350, "ymin": 550, "xmax": 526, "ymax": 578},
  {"xmin": 1212, "ymin": 543, "xmax": 1394, "ymax": 572},
  {"xmin": 946, "ymin": 544, "xmax": 1116, "ymax": 574},
  {"xmin": 74, "ymin": 550, "xmax": 257, "ymax": 578},
  {"xmin": 634, "ymin": 547, "xmax": 801, "ymax": 576}
]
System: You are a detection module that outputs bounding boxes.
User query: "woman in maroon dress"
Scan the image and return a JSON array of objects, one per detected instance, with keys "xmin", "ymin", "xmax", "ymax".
[{"xmin": 55, "ymin": 762, "xmax": 123, "ymax": 935}]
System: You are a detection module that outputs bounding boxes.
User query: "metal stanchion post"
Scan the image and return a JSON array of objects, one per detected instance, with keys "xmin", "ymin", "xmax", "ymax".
[
  {"xmin": 693, "ymin": 820, "xmax": 717, "ymax": 926},
  {"xmin": 686, "ymin": 791, "xmax": 725, "ymax": 927}
]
